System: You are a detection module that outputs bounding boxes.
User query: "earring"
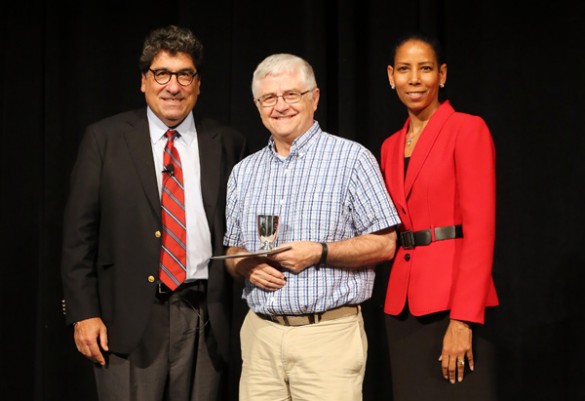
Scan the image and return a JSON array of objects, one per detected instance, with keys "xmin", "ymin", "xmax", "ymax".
[
  {"xmin": 391, "ymin": 84, "xmax": 395, "ymax": 90},
  {"xmin": 440, "ymin": 83, "xmax": 445, "ymax": 88}
]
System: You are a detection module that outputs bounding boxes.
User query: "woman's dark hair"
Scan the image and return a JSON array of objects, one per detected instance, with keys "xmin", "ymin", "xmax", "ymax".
[
  {"xmin": 139, "ymin": 25, "xmax": 204, "ymax": 74},
  {"xmin": 390, "ymin": 32, "xmax": 445, "ymax": 66}
]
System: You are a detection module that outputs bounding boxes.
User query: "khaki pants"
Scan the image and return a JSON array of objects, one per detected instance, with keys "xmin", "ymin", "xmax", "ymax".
[{"xmin": 239, "ymin": 308, "xmax": 367, "ymax": 401}]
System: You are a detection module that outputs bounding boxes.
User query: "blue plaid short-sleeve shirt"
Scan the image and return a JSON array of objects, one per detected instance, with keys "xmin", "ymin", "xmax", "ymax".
[{"xmin": 224, "ymin": 122, "xmax": 400, "ymax": 314}]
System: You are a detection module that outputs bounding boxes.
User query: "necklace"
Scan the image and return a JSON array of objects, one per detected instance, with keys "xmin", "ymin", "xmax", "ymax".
[{"xmin": 406, "ymin": 131, "xmax": 421, "ymax": 146}]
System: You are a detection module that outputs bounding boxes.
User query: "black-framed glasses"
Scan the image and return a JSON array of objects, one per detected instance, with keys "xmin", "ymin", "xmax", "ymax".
[
  {"xmin": 149, "ymin": 69, "xmax": 198, "ymax": 86},
  {"xmin": 256, "ymin": 89, "xmax": 313, "ymax": 107}
]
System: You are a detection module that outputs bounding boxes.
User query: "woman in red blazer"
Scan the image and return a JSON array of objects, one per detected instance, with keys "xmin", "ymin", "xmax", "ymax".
[{"xmin": 380, "ymin": 33, "xmax": 499, "ymax": 400}]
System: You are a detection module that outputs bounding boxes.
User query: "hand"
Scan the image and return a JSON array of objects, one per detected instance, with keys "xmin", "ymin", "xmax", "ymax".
[
  {"xmin": 73, "ymin": 317, "xmax": 109, "ymax": 366},
  {"xmin": 438, "ymin": 319, "xmax": 474, "ymax": 384},
  {"xmin": 268, "ymin": 241, "xmax": 321, "ymax": 273},
  {"xmin": 236, "ymin": 256, "xmax": 286, "ymax": 291}
]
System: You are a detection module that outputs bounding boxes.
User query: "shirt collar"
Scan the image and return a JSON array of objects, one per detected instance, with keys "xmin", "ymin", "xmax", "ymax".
[
  {"xmin": 147, "ymin": 107, "xmax": 196, "ymax": 146},
  {"xmin": 267, "ymin": 120, "xmax": 321, "ymax": 158}
]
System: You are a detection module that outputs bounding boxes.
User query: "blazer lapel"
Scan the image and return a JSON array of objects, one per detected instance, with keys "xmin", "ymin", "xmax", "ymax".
[
  {"xmin": 196, "ymin": 122, "xmax": 220, "ymax": 229},
  {"xmin": 404, "ymin": 101, "xmax": 456, "ymax": 198},
  {"xmin": 124, "ymin": 112, "xmax": 161, "ymax": 216},
  {"xmin": 389, "ymin": 121, "xmax": 409, "ymax": 215}
]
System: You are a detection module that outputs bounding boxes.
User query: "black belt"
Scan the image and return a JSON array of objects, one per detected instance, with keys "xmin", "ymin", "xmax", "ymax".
[
  {"xmin": 156, "ymin": 280, "xmax": 207, "ymax": 298},
  {"xmin": 399, "ymin": 225, "xmax": 463, "ymax": 250}
]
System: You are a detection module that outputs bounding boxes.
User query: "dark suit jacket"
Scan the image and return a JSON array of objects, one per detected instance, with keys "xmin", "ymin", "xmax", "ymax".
[
  {"xmin": 61, "ymin": 108, "xmax": 247, "ymax": 363},
  {"xmin": 380, "ymin": 101, "xmax": 498, "ymax": 324}
]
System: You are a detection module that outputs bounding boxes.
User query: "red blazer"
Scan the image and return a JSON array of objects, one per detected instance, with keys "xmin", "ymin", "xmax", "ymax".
[{"xmin": 380, "ymin": 101, "xmax": 498, "ymax": 324}]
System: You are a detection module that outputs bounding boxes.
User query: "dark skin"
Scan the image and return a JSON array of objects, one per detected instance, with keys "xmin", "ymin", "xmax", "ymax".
[{"xmin": 389, "ymin": 38, "xmax": 473, "ymax": 384}]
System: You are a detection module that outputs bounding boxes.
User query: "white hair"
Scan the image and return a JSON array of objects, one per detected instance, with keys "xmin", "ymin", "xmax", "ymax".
[{"xmin": 251, "ymin": 53, "xmax": 317, "ymax": 99}]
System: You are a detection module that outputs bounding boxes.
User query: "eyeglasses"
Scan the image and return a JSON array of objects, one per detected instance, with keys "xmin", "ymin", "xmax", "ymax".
[
  {"xmin": 256, "ymin": 89, "xmax": 313, "ymax": 107},
  {"xmin": 149, "ymin": 69, "xmax": 198, "ymax": 86}
]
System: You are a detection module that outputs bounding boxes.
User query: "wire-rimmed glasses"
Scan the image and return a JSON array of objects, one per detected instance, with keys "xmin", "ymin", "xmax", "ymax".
[{"xmin": 256, "ymin": 89, "xmax": 313, "ymax": 107}]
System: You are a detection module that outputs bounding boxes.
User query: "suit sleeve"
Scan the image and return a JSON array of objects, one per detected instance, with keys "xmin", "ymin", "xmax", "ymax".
[
  {"xmin": 450, "ymin": 116, "xmax": 496, "ymax": 324},
  {"xmin": 61, "ymin": 127, "xmax": 103, "ymax": 325}
]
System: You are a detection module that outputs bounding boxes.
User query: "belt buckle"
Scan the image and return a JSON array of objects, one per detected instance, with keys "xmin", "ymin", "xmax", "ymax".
[
  {"xmin": 416, "ymin": 230, "xmax": 432, "ymax": 245},
  {"xmin": 400, "ymin": 231, "xmax": 415, "ymax": 249},
  {"xmin": 158, "ymin": 282, "xmax": 171, "ymax": 295}
]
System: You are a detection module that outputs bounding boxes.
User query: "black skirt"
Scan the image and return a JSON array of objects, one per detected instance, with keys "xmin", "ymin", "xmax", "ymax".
[{"xmin": 384, "ymin": 308, "xmax": 497, "ymax": 401}]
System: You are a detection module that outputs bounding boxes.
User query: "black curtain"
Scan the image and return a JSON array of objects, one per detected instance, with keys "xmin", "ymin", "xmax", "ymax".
[{"xmin": 1, "ymin": 1, "xmax": 583, "ymax": 400}]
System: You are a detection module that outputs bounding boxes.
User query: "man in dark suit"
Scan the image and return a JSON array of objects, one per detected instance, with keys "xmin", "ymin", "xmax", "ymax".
[{"xmin": 61, "ymin": 25, "xmax": 247, "ymax": 401}]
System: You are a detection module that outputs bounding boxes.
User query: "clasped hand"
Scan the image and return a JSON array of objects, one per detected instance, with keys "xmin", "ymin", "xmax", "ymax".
[{"xmin": 236, "ymin": 241, "xmax": 321, "ymax": 291}]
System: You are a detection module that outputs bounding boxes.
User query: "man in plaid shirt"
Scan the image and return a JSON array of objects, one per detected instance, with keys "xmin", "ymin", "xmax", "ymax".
[{"xmin": 224, "ymin": 53, "xmax": 400, "ymax": 401}]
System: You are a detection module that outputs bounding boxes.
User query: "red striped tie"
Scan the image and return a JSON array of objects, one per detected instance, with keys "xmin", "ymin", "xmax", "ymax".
[{"xmin": 159, "ymin": 130, "xmax": 186, "ymax": 291}]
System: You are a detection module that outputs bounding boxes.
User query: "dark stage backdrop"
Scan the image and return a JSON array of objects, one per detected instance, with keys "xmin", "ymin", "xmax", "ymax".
[{"xmin": 1, "ymin": 1, "xmax": 583, "ymax": 400}]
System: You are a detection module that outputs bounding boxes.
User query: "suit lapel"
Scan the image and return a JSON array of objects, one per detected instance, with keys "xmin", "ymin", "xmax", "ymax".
[
  {"xmin": 404, "ymin": 101, "xmax": 455, "ymax": 197},
  {"xmin": 196, "ymin": 121, "xmax": 220, "ymax": 229},
  {"xmin": 389, "ymin": 121, "xmax": 409, "ymax": 214},
  {"xmin": 124, "ymin": 111, "xmax": 161, "ymax": 216}
]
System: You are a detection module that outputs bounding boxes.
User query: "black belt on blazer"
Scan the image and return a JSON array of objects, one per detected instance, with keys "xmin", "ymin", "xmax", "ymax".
[{"xmin": 399, "ymin": 225, "xmax": 463, "ymax": 250}]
